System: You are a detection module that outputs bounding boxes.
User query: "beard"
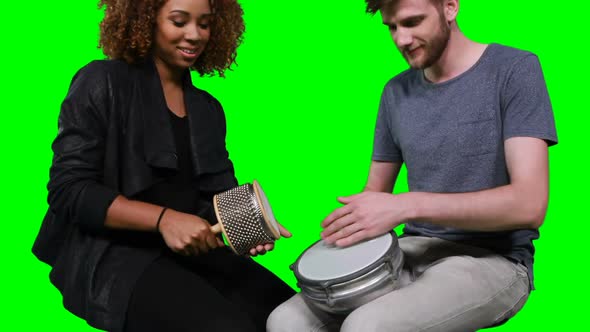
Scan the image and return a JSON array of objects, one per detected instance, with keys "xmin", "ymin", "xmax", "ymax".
[{"xmin": 404, "ymin": 14, "xmax": 451, "ymax": 69}]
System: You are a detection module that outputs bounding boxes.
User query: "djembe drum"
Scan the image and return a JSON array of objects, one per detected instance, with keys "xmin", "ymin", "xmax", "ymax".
[
  {"xmin": 292, "ymin": 232, "xmax": 404, "ymax": 314},
  {"xmin": 211, "ymin": 180, "xmax": 281, "ymax": 255}
]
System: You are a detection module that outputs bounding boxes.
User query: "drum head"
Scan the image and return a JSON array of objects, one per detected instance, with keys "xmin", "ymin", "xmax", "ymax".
[
  {"xmin": 252, "ymin": 180, "xmax": 281, "ymax": 239},
  {"xmin": 297, "ymin": 233, "xmax": 392, "ymax": 281}
]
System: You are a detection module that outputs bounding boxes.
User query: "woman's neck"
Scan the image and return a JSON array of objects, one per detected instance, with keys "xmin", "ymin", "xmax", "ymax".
[{"xmin": 153, "ymin": 56, "xmax": 184, "ymax": 88}]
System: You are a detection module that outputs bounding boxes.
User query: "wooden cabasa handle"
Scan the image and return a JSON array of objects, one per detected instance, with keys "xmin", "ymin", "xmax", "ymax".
[{"xmin": 210, "ymin": 223, "xmax": 222, "ymax": 234}]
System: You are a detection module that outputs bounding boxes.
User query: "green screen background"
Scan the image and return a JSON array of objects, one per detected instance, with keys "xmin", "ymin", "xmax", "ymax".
[{"xmin": 3, "ymin": 0, "xmax": 587, "ymax": 330}]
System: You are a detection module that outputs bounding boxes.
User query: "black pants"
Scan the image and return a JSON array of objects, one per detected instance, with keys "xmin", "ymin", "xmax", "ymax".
[{"xmin": 124, "ymin": 247, "xmax": 294, "ymax": 332}]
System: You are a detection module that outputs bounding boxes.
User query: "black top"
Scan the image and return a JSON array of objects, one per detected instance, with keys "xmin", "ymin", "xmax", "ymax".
[
  {"xmin": 113, "ymin": 110, "xmax": 219, "ymax": 248},
  {"xmin": 136, "ymin": 111, "xmax": 200, "ymax": 214},
  {"xmin": 135, "ymin": 110, "xmax": 218, "ymax": 223}
]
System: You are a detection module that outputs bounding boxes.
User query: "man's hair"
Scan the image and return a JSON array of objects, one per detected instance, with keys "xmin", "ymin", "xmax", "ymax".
[
  {"xmin": 365, "ymin": 0, "xmax": 444, "ymax": 15},
  {"xmin": 98, "ymin": 0, "xmax": 245, "ymax": 77}
]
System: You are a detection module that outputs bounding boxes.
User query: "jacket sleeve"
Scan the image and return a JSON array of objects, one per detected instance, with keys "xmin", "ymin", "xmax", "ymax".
[{"xmin": 47, "ymin": 61, "xmax": 120, "ymax": 234}]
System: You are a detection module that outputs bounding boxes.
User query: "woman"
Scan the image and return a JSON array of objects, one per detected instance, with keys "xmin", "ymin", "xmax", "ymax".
[{"xmin": 32, "ymin": 0, "xmax": 294, "ymax": 331}]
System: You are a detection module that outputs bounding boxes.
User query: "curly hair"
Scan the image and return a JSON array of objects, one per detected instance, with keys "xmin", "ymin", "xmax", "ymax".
[
  {"xmin": 98, "ymin": 0, "xmax": 245, "ymax": 77},
  {"xmin": 365, "ymin": 0, "xmax": 443, "ymax": 15}
]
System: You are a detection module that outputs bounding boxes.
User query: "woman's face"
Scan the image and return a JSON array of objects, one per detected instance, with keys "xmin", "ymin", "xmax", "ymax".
[{"xmin": 153, "ymin": 0, "xmax": 212, "ymax": 72}]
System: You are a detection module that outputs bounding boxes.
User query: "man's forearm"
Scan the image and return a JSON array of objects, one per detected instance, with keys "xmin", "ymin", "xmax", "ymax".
[{"xmin": 406, "ymin": 184, "xmax": 547, "ymax": 231}]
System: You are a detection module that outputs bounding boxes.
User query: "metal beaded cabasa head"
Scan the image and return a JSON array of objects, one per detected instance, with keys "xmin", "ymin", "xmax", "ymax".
[{"xmin": 211, "ymin": 180, "xmax": 281, "ymax": 255}]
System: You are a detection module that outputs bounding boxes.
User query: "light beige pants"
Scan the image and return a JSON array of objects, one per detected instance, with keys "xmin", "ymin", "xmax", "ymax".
[{"xmin": 267, "ymin": 236, "xmax": 530, "ymax": 332}]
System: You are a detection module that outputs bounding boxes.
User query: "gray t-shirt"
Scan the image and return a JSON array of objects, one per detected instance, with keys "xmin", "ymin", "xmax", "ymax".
[{"xmin": 372, "ymin": 44, "xmax": 558, "ymax": 288}]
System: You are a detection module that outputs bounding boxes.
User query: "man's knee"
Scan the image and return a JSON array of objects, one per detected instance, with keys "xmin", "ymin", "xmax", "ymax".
[
  {"xmin": 267, "ymin": 294, "xmax": 343, "ymax": 332},
  {"xmin": 266, "ymin": 299, "xmax": 291, "ymax": 332},
  {"xmin": 340, "ymin": 294, "xmax": 420, "ymax": 332},
  {"xmin": 341, "ymin": 305, "xmax": 389, "ymax": 332},
  {"xmin": 266, "ymin": 294, "xmax": 312, "ymax": 332}
]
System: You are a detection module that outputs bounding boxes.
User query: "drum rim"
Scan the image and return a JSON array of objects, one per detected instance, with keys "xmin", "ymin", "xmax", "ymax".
[{"xmin": 292, "ymin": 231, "xmax": 402, "ymax": 288}]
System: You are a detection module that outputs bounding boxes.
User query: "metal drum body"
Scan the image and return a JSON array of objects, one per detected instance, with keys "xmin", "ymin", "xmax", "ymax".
[{"xmin": 292, "ymin": 232, "xmax": 404, "ymax": 314}]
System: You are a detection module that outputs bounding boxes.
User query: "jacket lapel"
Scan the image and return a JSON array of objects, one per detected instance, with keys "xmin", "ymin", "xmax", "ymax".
[
  {"xmin": 137, "ymin": 59, "xmax": 178, "ymax": 170},
  {"xmin": 183, "ymin": 73, "xmax": 229, "ymax": 177},
  {"xmin": 130, "ymin": 59, "xmax": 233, "ymax": 193}
]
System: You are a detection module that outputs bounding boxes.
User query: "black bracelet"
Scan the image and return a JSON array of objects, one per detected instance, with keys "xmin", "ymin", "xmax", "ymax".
[{"xmin": 156, "ymin": 207, "xmax": 168, "ymax": 233}]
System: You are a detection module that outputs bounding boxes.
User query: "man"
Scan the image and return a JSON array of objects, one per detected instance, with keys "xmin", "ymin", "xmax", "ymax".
[{"xmin": 267, "ymin": 0, "xmax": 557, "ymax": 331}]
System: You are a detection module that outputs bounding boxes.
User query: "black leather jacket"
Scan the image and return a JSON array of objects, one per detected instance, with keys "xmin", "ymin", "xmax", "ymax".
[{"xmin": 32, "ymin": 59, "xmax": 237, "ymax": 331}]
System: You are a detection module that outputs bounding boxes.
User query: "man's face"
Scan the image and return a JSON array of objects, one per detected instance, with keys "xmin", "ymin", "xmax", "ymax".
[{"xmin": 382, "ymin": 0, "xmax": 450, "ymax": 69}]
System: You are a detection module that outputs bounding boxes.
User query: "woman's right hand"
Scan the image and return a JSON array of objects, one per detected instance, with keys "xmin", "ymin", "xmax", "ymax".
[{"xmin": 157, "ymin": 209, "xmax": 224, "ymax": 256}]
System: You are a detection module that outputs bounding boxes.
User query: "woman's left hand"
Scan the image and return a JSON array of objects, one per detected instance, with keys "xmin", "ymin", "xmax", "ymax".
[{"xmin": 248, "ymin": 223, "xmax": 292, "ymax": 257}]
